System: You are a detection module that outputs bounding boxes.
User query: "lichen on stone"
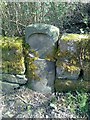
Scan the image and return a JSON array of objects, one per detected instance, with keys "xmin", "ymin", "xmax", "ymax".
[
  {"xmin": 23, "ymin": 42, "xmax": 40, "ymax": 80},
  {"xmin": 61, "ymin": 34, "xmax": 90, "ymax": 41},
  {"xmin": 0, "ymin": 36, "xmax": 25, "ymax": 74},
  {"xmin": 45, "ymin": 46, "xmax": 57, "ymax": 62}
]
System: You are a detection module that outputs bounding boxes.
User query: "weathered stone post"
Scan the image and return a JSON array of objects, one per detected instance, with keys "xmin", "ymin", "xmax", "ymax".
[{"xmin": 25, "ymin": 23, "xmax": 59, "ymax": 93}]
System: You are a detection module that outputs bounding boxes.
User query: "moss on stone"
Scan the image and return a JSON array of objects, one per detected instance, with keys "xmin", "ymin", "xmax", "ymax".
[
  {"xmin": 0, "ymin": 37, "xmax": 25, "ymax": 74},
  {"xmin": 45, "ymin": 47, "xmax": 56, "ymax": 62},
  {"xmin": 23, "ymin": 43, "xmax": 40, "ymax": 80},
  {"xmin": 60, "ymin": 34, "xmax": 90, "ymax": 62},
  {"xmin": 61, "ymin": 34, "xmax": 90, "ymax": 41},
  {"xmin": 55, "ymin": 79, "xmax": 90, "ymax": 92},
  {"xmin": 57, "ymin": 34, "xmax": 90, "ymax": 80}
]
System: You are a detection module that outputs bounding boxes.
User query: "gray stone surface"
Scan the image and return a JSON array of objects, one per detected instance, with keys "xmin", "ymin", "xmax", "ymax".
[
  {"xmin": 0, "ymin": 81, "xmax": 19, "ymax": 93},
  {"xmin": 56, "ymin": 67, "xmax": 80, "ymax": 80},
  {"xmin": 56, "ymin": 34, "xmax": 80, "ymax": 80},
  {"xmin": 25, "ymin": 23, "xmax": 59, "ymax": 58},
  {"xmin": 59, "ymin": 38, "xmax": 77, "ymax": 53},
  {"xmin": 0, "ymin": 74, "xmax": 27, "ymax": 85},
  {"xmin": 27, "ymin": 59, "xmax": 55, "ymax": 93},
  {"xmin": 25, "ymin": 23, "xmax": 59, "ymax": 93},
  {"xmin": 57, "ymin": 34, "xmax": 90, "ymax": 81}
]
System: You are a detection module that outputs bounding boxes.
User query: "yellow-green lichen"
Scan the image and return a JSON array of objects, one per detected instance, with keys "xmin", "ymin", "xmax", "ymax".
[
  {"xmin": 45, "ymin": 46, "xmax": 58, "ymax": 62},
  {"xmin": 23, "ymin": 43, "xmax": 40, "ymax": 80},
  {"xmin": 56, "ymin": 60, "xmax": 79, "ymax": 73},
  {"xmin": 0, "ymin": 37, "xmax": 25, "ymax": 74},
  {"xmin": 61, "ymin": 34, "xmax": 90, "ymax": 41},
  {"xmin": 57, "ymin": 34, "xmax": 90, "ymax": 74}
]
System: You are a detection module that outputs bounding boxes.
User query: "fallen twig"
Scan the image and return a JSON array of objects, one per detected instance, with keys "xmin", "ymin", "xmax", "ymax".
[{"xmin": 15, "ymin": 94, "xmax": 28, "ymax": 104}]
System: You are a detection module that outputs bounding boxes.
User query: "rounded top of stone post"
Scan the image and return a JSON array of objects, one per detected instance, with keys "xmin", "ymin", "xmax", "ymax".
[{"xmin": 25, "ymin": 23, "xmax": 59, "ymax": 43}]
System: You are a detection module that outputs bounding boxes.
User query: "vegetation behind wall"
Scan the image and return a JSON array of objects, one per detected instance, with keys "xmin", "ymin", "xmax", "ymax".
[{"xmin": 1, "ymin": 2, "xmax": 90, "ymax": 36}]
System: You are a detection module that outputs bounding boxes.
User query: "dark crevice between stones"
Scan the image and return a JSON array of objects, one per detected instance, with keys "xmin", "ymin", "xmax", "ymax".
[
  {"xmin": 78, "ymin": 68, "xmax": 84, "ymax": 80},
  {"xmin": 54, "ymin": 41, "xmax": 59, "ymax": 95}
]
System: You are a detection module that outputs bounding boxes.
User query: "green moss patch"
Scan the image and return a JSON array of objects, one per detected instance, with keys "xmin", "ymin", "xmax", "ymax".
[
  {"xmin": 55, "ymin": 79, "xmax": 90, "ymax": 92},
  {"xmin": 23, "ymin": 43, "xmax": 40, "ymax": 80},
  {"xmin": 0, "ymin": 37, "xmax": 25, "ymax": 74},
  {"xmin": 57, "ymin": 34, "xmax": 90, "ymax": 79},
  {"xmin": 61, "ymin": 34, "xmax": 90, "ymax": 41},
  {"xmin": 45, "ymin": 46, "xmax": 57, "ymax": 62}
]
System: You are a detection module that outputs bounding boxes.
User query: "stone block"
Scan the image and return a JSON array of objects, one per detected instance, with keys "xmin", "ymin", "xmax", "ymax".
[
  {"xmin": 0, "ymin": 81, "xmax": 19, "ymax": 94},
  {"xmin": 56, "ymin": 34, "xmax": 90, "ymax": 80},
  {"xmin": 0, "ymin": 74, "xmax": 27, "ymax": 85},
  {"xmin": 27, "ymin": 59, "xmax": 55, "ymax": 93},
  {"xmin": 56, "ymin": 66, "xmax": 80, "ymax": 80}
]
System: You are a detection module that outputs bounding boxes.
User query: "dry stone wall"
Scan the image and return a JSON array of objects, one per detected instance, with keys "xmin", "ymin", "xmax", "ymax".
[
  {"xmin": 55, "ymin": 34, "xmax": 90, "ymax": 92},
  {"xmin": 1, "ymin": 24, "xmax": 90, "ymax": 94},
  {"xmin": 25, "ymin": 24, "xmax": 90, "ymax": 93},
  {"xmin": 0, "ymin": 37, "xmax": 27, "ymax": 93}
]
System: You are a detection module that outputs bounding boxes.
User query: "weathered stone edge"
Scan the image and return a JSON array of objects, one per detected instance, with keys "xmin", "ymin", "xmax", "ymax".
[{"xmin": 25, "ymin": 23, "xmax": 59, "ymax": 43}]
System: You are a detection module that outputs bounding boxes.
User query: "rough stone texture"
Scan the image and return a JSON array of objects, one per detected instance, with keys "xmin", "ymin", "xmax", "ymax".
[
  {"xmin": 0, "ymin": 74, "xmax": 27, "ymax": 85},
  {"xmin": 56, "ymin": 66, "xmax": 80, "ymax": 80},
  {"xmin": 59, "ymin": 38, "xmax": 77, "ymax": 53},
  {"xmin": 25, "ymin": 23, "xmax": 59, "ymax": 58},
  {"xmin": 56, "ymin": 36, "xmax": 80, "ymax": 79},
  {"xmin": 0, "ymin": 81, "xmax": 19, "ymax": 93},
  {"xmin": 27, "ymin": 59, "xmax": 55, "ymax": 94},
  {"xmin": 25, "ymin": 24, "xmax": 59, "ymax": 93},
  {"xmin": 56, "ymin": 34, "xmax": 90, "ymax": 81},
  {"xmin": 1, "ymin": 37, "xmax": 25, "ymax": 74}
]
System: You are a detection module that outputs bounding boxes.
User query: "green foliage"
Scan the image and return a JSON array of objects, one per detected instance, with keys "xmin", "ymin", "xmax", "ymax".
[
  {"xmin": 65, "ymin": 91, "xmax": 89, "ymax": 116},
  {"xmin": 1, "ymin": 2, "xmax": 90, "ymax": 36},
  {"xmin": 50, "ymin": 96, "xmax": 57, "ymax": 104},
  {"xmin": 27, "ymin": 105, "xmax": 31, "ymax": 113},
  {"xmin": 0, "ymin": 36, "xmax": 25, "ymax": 74}
]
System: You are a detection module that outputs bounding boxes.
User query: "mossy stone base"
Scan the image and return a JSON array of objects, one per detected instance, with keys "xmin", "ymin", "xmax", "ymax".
[{"xmin": 55, "ymin": 79, "xmax": 90, "ymax": 92}]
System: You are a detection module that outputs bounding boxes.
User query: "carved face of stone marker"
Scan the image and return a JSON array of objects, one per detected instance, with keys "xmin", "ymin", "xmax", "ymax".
[
  {"xmin": 25, "ymin": 24, "xmax": 59, "ymax": 93},
  {"xmin": 28, "ymin": 33, "xmax": 53, "ymax": 58}
]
